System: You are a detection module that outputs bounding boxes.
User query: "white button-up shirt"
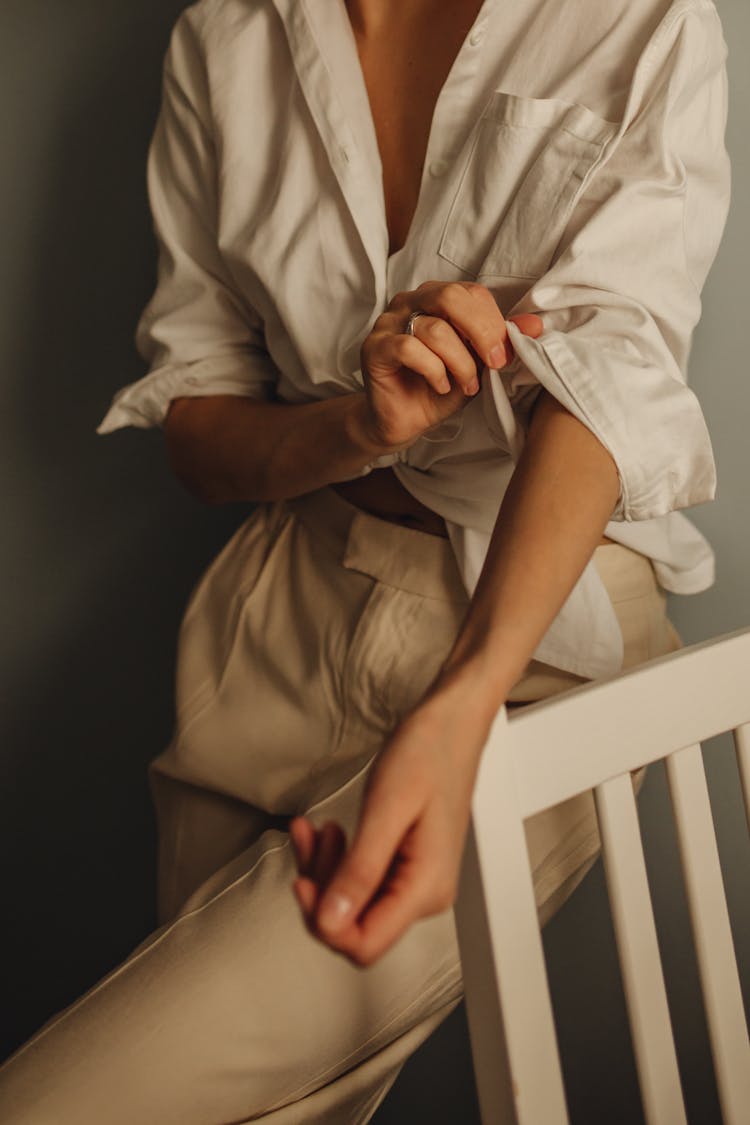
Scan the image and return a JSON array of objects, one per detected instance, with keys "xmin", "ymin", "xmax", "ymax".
[{"xmin": 96, "ymin": 0, "xmax": 731, "ymax": 679}]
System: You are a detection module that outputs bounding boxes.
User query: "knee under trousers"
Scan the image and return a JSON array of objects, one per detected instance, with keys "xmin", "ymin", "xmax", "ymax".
[{"xmin": 0, "ymin": 483, "xmax": 684, "ymax": 1124}]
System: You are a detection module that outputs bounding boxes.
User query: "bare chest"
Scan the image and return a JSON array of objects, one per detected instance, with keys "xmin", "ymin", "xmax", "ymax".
[{"xmin": 349, "ymin": 4, "xmax": 483, "ymax": 256}]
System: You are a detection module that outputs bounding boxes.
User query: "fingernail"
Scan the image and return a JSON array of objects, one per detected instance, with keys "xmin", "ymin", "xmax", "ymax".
[
  {"xmin": 318, "ymin": 892, "xmax": 353, "ymax": 933},
  {"xmin": 489, "ymin": 345, "xmax": 506, "ymax": 367},
  {"xmin": 465, "ymin": 377, "xmax": 479, "ymax": 396}
]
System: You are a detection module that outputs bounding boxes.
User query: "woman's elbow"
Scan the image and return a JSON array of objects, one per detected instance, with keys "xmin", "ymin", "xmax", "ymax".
[{"xmin": 163, "ymin": 397, "xmax": 223, "ymax": 505}]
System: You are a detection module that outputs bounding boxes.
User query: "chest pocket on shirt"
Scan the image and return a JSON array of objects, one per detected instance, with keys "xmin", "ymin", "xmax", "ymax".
[{"xmin": 437, "ymin": 91, "xmax": 616, "ymax": 280}]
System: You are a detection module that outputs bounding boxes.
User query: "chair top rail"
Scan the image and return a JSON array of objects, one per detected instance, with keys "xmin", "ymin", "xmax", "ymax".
[{"xmin": 500, "ymin": 626, "xmax": 750, "ymax": 820}]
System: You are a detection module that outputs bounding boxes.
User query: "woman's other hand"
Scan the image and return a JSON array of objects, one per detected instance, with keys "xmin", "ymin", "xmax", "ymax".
[
  {"xmin": 289, "ymin": 682, "xmax": 493, "ymax": 967},
  {"xmin": 358, "ymin": 280, "xmax": 543, "ymax": 451}
]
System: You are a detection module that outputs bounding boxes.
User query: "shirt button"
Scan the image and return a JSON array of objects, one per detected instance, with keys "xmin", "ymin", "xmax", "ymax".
[
  {"xmin": 429, "ymin": 159, "xmax": 448, "ymax": 178},
  {"xmin": 184, "ymin": 376, "xmax": 198, "ymax": 386},
  {"xmin": 468, "ymin": 27, "xmax": 484, "ymax": 47}
]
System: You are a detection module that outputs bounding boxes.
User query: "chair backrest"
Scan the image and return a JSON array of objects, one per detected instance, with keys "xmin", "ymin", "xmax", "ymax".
[{"xmin": 454, "ymin": 624, "xmax": 750, "ymax": 1125}]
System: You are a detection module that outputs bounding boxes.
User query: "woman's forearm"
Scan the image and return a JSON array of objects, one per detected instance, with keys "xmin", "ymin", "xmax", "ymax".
[
  {"xmin": 427, "ymin": 387, "xmax": 622, "ymax": 747},
  {"xmin": 163, "ymin": 391, "xmax": 394, "ymax": 504}
]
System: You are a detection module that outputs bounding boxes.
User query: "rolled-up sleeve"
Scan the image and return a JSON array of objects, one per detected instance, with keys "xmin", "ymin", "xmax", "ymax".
[
  {"xmin": 502, "ymin": 1, "xmax": 731, "ymax": 522},
  {"xmin": 96, "ymin": 11, "xmax": 279, "ymax": 435}
]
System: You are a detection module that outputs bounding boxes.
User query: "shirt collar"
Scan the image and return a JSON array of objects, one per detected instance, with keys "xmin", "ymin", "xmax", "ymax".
[
  {"xmin": 269, "ymin": 0, "xmax": 385, "ymax": 295},
  {"xmin": 270, "ymin": 0, "xmax": 499, "ymax": 303}
]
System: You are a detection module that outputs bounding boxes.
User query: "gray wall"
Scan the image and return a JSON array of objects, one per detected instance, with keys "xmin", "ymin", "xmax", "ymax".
[{"xmin": 1, "ymin": 2, "xmax": 747, "ymax": 1121}]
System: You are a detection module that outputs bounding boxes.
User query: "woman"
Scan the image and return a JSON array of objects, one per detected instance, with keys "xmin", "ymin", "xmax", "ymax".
[{"xmin": 0, "ymin": 0, "xmax": 730, "ymax": 1121}]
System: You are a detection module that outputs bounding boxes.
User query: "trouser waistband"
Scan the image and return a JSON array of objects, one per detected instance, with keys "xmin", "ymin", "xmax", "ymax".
[
  {"xmin": 282, "ymin": 485, "xmax": 469, "ymax": 603},
  {"xmin": 282, "ymin": 484, "xmax": 660, "ymax": 608}
]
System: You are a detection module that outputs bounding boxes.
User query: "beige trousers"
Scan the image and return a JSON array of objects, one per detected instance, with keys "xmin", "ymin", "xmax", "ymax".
[{"xmin": 0, "ymin": 484, "xmax": 683, "ymax": 1124}]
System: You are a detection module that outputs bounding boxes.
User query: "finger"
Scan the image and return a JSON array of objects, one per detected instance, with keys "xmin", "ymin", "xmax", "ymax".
[
  {"xmin": 504, "ymin": 312, "xmax": 544, "ymax": 365},
  {"xmin": 347, "ymin": 861, "xmax": 436, "ymax": 966},
  {"xmin": 289, "ymin": 816, "xmax": 316, "ymax": 874},
  {"xmin": 314, "ymin": 787, "xmax": 422, "ymax": 939},
  {"xmin": 509, "ymin": 312, "xmax": 544, "ymax": 339},
  {"xmin": 381, "ymin": 334, "xmax": 454, "ymax": 396},
  {"xmin": 316, "ymin": 829, "xmax": 448, "ymax": 967},
  {"xmin": 312, "ymin": 821, "xmax": 347, "ymax": 888},
  {"xmin": 419, "ymin": 281, "xmax": 510, "ymax": 372},
  {"xmin": 402, "ymin": 315, "xmax": 480, "ymax": 397},
  {"xmin": 352, "ymin": 805, "xmax": 461, "ymax": 965},
  {"xmin": 292, "ymin": 875, "xmax": 320, "ymax": 923}
]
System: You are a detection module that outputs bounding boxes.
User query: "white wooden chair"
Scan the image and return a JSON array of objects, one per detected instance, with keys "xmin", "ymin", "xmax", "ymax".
[{"xmin": 454, "ymin": 624, "xmax": 750, "ymax": 1125}]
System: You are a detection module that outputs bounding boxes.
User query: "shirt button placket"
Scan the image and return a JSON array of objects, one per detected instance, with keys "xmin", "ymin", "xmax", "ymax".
[{"xmin": 426, "ymin": 23, "xmax": 484, "ymax": 184}]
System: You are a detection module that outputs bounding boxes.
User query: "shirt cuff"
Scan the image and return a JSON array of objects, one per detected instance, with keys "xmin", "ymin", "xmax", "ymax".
[
  {"xmin": 505, "ymin": 321, "xmax": 716, "ymax": 523},
  {"xmin": 95, "ymin": 354, "xmax": 277, "ymax": 434}
]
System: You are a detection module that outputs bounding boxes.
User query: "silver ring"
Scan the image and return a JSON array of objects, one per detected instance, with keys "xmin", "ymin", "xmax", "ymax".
[{"xmin": 405, "ymin": 309, "xmax": 429, "ymax": 336}]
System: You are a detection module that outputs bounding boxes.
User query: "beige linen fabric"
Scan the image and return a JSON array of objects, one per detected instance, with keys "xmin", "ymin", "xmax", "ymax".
[{"xmin": 0, "ymin": 485, "xmax": 682, "ymax": 1124}]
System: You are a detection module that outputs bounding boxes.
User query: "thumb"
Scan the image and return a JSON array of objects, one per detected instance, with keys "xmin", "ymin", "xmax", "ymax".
[{"xmin": 314, "ymin": 796, "xmax": 410, "ymax": 937}]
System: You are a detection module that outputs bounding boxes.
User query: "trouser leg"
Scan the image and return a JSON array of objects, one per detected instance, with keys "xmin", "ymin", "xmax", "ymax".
[
  {"xmin": 0, "ymin": 743, "xmax": 464, "ymax": 1125},
  {"xmin": 0, "ymin": 492, "xmax": 684, "ymax": 1124},
  {"xmin": 148, "ymin": 765, "xmax": 290, "ymax": 926},
  {"xmin": 0, "ymin": 497, "xmax": 467, "ymax": 1125}
]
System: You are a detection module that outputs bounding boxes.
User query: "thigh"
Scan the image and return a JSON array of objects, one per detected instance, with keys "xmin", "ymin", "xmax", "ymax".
[
  {"xmin": 0, "ymin": 749, "xmax": 463, "ymax": 1125},
  {"xmin": 148, "ymin": 771, "xmax": 289, "ymax": 926},
  {"xmin": 0, "ymin": 546, "xmax": 472, "ymax": 1125},
  {"xmin": 148, "ymin": 499, "xmax": 381, "ymax": 921}
]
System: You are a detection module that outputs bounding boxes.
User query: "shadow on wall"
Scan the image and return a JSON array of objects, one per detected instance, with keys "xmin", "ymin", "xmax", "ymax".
[{"xmin": 0, "ymin": 2, "xmax": 251, "ymax": 1057}]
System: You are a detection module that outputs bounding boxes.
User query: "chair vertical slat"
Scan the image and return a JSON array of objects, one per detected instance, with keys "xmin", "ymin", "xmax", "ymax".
[
  {"xmin": 455, "ymin": 706, "xmax": 569, "ymax": 1125},
  {"xmin": 733, "ymin": 722, "xmax": 750, "ymax": 834},
  {"xmin": 455, "ymin": 819, "xmax": 525, "ymax": 1125},
  {"xmin": 594, "ymin": 773, "xmax": 687, "ymax": 1125},
  {"xmin": 665, "ymin": 744, "xmax": 750, "ymax": 1125}
]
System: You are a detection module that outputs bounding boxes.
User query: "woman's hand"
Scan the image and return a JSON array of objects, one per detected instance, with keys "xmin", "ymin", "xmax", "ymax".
[
  {"xmin": 359, "ymin": 279, "xmax": 543, "ymax": 451},
  {"xmin": 289, "ymin": 684, "xmax": 494, "ymax": 967}
]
